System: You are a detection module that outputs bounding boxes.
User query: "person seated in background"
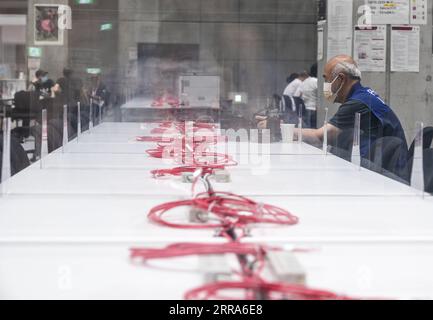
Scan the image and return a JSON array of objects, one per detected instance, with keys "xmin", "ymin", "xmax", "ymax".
[
  {"xmin": 283, "ymin": 73, "xmax": 300, "ymax": 96},
  {"xmin": 298, "ymin": 55, "xmax": 408, "ymax": 170},
  {"xmin": 294, "ymin": 64, "xmax": 318, "ymax": 128},
  {"xmin": 28, "ymin": 69, "xmax": 55, "ymax": 98},
  {"xmin": 0, "ymin": 131, "xmax": 30, "ymax": 180}
]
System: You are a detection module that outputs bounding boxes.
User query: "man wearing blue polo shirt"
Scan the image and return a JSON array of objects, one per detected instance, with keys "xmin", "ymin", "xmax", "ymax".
[{"xmin": 299, "ymin": 55, "xmax": 408, "ymax": 170}]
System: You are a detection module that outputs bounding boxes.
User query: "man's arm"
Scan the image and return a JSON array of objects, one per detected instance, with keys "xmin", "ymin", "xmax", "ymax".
[
  {"xmin": 299, "ymin": 100, "xmax": 371, "ymax": 145},
  {"xmin": 295, "ymin": 123, "xmax": 341, "ymax": 144}
]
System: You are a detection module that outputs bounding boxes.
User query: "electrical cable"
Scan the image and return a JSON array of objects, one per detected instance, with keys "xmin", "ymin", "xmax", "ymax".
[
  {"xmin": 148, "ymin": 191, "xmax": 299, "ymax": 230},
  {"xmin": 130, "ymin": 242, "xmax": 267, "ymax": 261},
  {"xmin": 184, "ymin": 278, "xmax": 357, "ymax": 300},
  {"xmin": 136, "ymin": 136, "xmax": 175, "ymax": 143},
  {"xmin": 144, "ymin": 139, "xmax": 237, "ymax": 166},
  {"xmin": 151, "ymin": 165, "xmax": 226, "ymax": 178},
  {"xmin": 134, "ymin": 120, "xmax": 359, "ymax": 301},
  {"xmin": 130, "ymin": 242, "xmax": 269, "ymax": 276},
  {"xmin": 148, "ymin": 121, "xmax": 218, "ymax": 135},
  {"xmin": 147, "ymin": 150, "xmax": 237, "ymax": 166}
]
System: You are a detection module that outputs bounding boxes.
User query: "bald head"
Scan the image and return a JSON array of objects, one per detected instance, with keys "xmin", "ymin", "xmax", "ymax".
[
  {"xmin": 323, "ymin": 55, "xmax": 362, "ymax": 104},
  {"xmin": 324, "ymin": 55, "xmax": 361, "ymax": 81}
]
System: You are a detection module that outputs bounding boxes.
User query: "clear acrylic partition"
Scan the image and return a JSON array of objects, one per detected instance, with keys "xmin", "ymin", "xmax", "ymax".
[
  {"xmin": 322, "ymin": 107, "xmax": 329, "ymax": 154},
  {"xmin": 351, "ymin": 112, "xmax": 361, "ymax": 167},
  {"xmin": 40, "ymin": 109, "xmax": 48, "ymax": 168},
  {"xmin": 0, "ymin": 0, "xmax": 433, "ymax": 301},
  {"xmin": 1, "ymin": 117, "xmax": 11, "ymax": 190},
  {"xmin": 62, "ymin": 105, "xmax": 68, "ymax": 152},
  {"xmin": 411, "ymin": 122, "xmax": 425, "ymax": 196},
  {"xmin": 77, "ymin": 102, "xmax": 82, "ymax": 141}
]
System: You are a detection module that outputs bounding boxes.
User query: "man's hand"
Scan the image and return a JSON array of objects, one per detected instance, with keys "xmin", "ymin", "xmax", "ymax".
[
  {"xmin": 257, "ymin": 120, "xmax": 267, "ymax": 129},
  {"xmin": 255, "ymin": 115, "xmax": 268, "ymax": 130},
  {"xmin": 298, "ymin": 123, "xmax": 341, "ymax": 145},
  {"xmin": 255, "ymin": 116, "xmax": 268, "ymax": 129}
]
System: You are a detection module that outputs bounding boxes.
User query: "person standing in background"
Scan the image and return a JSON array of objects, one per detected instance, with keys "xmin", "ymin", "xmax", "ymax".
[
  {"xmin": 27, "ymin": 69, "xmax": 55, "ymax": 161},
  {"xmin": 88, "ymin": 74, "xmax": 109, "ymax": 125},
  {"xmin": 52, "ymin": 68, "xmax": 83, "ymax": 139},
  {"xmin": 53, "ymin": 68, "xmax": 83, "ymax": 107},
  {"xmin": 283, "ymin": 72, "xmax": 305, "ymax": 97},
  {"xmin": 294, "ymin": 64, "xmax": 318, "ymax": 128},
  {"xmin": 28, "ymin": 69, "xmax": 54, "ymax": 98}
]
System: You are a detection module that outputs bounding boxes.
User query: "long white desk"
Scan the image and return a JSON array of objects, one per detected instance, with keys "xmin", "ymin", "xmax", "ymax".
[
  {"xmin": 1, "ymin": 195, "xmax": 432, "ymax": 243},
  {"xmin": 5, "ymin": 123, "xmax": 417, "ymax": 197},
  {"xmin": 1, "ymin": 122, "xmax": 433, "ymax": 300},
  {"xmin": 1, "ymin": 243, "xmax": 432, "ymax": 299},
  {"xmin": 5, "ymin": 163, "xmax": 416, "ymax": 197}
]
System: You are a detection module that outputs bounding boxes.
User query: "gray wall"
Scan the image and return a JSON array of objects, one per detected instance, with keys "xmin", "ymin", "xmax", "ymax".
[
  {"xmin": 24, "ymin": 0, "xmax": 433, "ymax": 138},
  {"xmin": 118, "ymin": 0, "xmax": 317, "ymax": 114},
  {"xmin": 26, "ymin": 0, "xmax": 69, "ymax": 79},
  {"xmin": 68, "ymin": 0, "xmax": 118, "ymax": 89},
  {"xmin": 25, "ymin": 0, "xmax": 118, "ymax": 91},
  {"xmin": 318, "ymin": 0, "xmax": 433, "ymax": 143},
  {"xmin": 24, "ymin": 0, "xmax": 318, "ymax": 114}
]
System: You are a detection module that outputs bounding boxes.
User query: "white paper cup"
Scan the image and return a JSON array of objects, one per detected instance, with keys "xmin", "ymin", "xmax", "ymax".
[{"xmin": 281, "ymin": 124, "xmax": 295, "ymax": 143}]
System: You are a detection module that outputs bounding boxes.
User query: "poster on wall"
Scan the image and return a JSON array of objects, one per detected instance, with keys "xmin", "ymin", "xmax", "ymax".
[
  {"xmin": 354, "ymin": 25, "xmax": 386, "ymax": 72},
  {"xmin": 34, "ymin": 5, "xmax": 64, "ymax": 45},
  {"xmin": 327, "ymin": 0, "xmax": 353, "ymax": 58},
  {"xmin": 367, "ymin": 0, "xmax": 410, "ymax": 25},
  {"xmin": 410, "ymin": 0, "xmax": 427, "ymax": 25},
  {"xmin": 391, "ymin": 25, "xmax": 420, "ymax": 72}
]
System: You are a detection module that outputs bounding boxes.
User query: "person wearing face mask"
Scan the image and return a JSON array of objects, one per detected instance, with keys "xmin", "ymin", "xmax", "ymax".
[
  {"xmin": 298, "ymin": 55, "xmax": 407, "ymax": 169},
  {"xmin": 28, "ymin": 69, "xmax": 54, "ymax": 98}
]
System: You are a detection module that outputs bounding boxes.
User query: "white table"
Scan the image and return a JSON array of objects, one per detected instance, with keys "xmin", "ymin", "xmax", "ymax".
[
  {"xmin": 5, "ymin": 163, "xmax": 416, "ymax": 197},
  {"xmin": 0, "ymin": 243, "xmax": 207, "ymax": 300},
  {"xmin": 6, "ymin": 123, "xmax": 417, "ymax": 197},
  {"xmin": 76, "ymin": 122, "xmax": 325, "ymax": 155},
  {"xmin": 1, "ymin": 242, "xmax": 432, "ymax": 299},
  {"xmin": 1, "ymin": 195, "xmax": 432, "ymax": 244},
  {"xmin": 1, "ymin": 122, "xmax": 433, "ymax": 300}
]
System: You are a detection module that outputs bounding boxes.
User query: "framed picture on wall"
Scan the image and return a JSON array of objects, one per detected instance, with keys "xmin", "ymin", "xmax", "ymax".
[{"xmin": 34, "ymin": 4, "xmax": 64, "ymax": 45}]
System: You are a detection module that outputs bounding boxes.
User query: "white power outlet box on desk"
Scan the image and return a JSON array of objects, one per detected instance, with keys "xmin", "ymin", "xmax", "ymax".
[{"xmin": 266, "ymin": 251, "xmax": 306, "ymax": 285}]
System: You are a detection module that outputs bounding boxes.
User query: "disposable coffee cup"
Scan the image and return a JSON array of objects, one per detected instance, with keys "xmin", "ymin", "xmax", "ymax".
[{"xmin": 281, "ymin": 124, "xmax": 295, "ymax": 143}]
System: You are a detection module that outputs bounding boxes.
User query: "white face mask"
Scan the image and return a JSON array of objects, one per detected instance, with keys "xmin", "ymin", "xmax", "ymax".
[{"xmin": 323, "ymin": 75, "xmax": 343, "ymax": 103}]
